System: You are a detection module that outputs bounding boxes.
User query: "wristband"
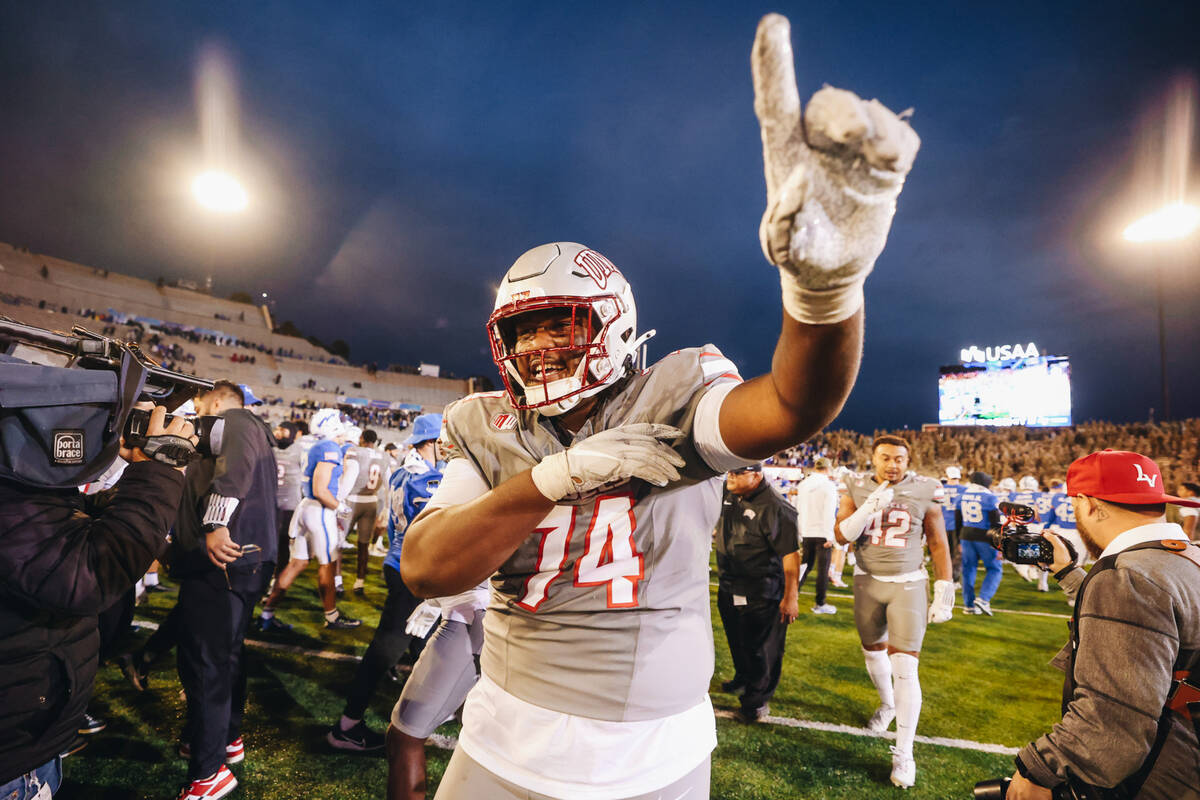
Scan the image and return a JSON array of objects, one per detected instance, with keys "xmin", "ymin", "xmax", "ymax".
[{"xmin": 779, "ymin": 271, "xmax": 866, "ymax": 326}]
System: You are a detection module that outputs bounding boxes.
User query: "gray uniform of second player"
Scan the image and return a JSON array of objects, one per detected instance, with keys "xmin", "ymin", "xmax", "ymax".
[
  {"xmin": 344, "ymin": 445, "xmax": 386, "ymax": 538},
  {"xmin": 439, "ymin": 345, "xmax": 738, "ymax": 723},
  {"xmin": 276, "ymin": 440, "xmax": 306, "ymax": 513},
  {"xmin": 846, "ymin": 473, "xmax": 943, "ymax": 652}
]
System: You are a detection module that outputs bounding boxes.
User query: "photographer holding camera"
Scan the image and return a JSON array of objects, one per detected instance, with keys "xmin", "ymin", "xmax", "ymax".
[
  {"xmin": 1005, "ymin": 450, "xmax": 1200, "ymax": 800},
  {"xmin": 0, "ymin": 339, "xmax": 198, "ymax": 798}
]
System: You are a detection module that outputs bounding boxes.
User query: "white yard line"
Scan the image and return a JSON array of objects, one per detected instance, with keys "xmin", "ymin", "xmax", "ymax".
[
  {"xmin": 712, "ymin": 709, "xmax": 1019, "ymax": 755},
  {"xmin": 418, "ymin": 713, "xmax": 1018, "ymax": 757},
  {"xmin": 709, "ymin": 581, "xmax": 1073, "ymax": 620}
]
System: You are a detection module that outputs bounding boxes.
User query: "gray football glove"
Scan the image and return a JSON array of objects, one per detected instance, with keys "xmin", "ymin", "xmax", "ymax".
[
  {"xmin": 752, "ymin": 13, "xmax": 920, "ymax": 325},
  {"xmin": 530, "ymin": 423, "xmax": 685, "ymax": 502}
]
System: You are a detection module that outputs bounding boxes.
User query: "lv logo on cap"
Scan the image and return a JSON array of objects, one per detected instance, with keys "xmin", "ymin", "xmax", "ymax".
[{"xmin": 1134, "ymin": 464, "xmax": 1158, "ymax": 488}]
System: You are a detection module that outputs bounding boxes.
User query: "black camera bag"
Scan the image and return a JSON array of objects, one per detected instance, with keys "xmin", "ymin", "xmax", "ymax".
[{"xmin": 0, "ymin": 349, "xmax": 147, "ymax": 489}]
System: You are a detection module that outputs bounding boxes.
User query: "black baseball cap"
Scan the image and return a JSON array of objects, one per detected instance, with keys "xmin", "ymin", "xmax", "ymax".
[{"xmin": 730, "ymin": 463, "xmax": 763, "ymax": 474}]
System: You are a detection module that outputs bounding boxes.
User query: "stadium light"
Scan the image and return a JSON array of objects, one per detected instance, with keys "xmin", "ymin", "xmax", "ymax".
[
  {"xmin": 192, "ymin": 170, "xmax": 248, "ymax": 213},
  {"xmin": 1122, "ymin": 202, "xmax": 1200, "ymax": 242},
  {"xmin": 1121, "ymin": 202, "xmax": 1199, "ymax": 421}
]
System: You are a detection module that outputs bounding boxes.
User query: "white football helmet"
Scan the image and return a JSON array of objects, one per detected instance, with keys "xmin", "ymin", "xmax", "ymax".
[
  {"xmin": 311, "ymin": 408, "xmax": 349, "ymax": 440},
  {"xmin": 345, "ymin": 425, "xmax": 363, "ymax": 445},
  {"xmin": 488, "ymin": 242, "xmax": 654, "ymax": 416},
  {"xmin": 998, "ymin": 477, "xmax": 1017, "ymax": 493},
  {"xmin": 1018, "ymin": 475, "xmax": 1039, "ymax": 492}
]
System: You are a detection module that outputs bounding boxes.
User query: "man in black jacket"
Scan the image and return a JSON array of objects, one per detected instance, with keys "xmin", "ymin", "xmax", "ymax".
[
  {"xmin": 715, "ymin": 463, "xmax": 801, "ymax": 724},
  {"xmin": 0, "ymin": 407, "xmax": 193, "ymax": 798},
  {"xmin": 171, "ymin": 381, "xmax": 278, "ymax": 800}
]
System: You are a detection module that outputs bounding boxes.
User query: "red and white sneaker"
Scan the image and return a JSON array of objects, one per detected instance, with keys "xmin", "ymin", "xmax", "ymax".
[
  {"xmin": 224, "ymin": 737, "xmax": 244, "ymax": 764},
  {"xmin": 176, "ymin": 765, "xmax": 237, "ymax": 800},
  {"xmin": 179, "ymin": 737, "xmax": 245, "ymax": 764}
]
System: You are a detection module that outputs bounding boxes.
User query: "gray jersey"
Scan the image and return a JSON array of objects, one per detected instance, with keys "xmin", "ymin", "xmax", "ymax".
[
  {"xmin": 440, "ymin": 345, "xmax": 740, "ymax": 722},
  {"xmin": 276, "ymin": 437, "xmax": 311, "ymax": 511},
  {"xmin": 846, "ymin": 472, "xmax": 944, "ymax": 577},
  {"xmin": 345, "ymin": 445, "xmax": 387, "ymax": 500}
]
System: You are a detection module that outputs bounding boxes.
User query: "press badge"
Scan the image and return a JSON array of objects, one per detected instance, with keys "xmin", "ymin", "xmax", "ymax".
[{"xmin": 733, "ymin": 594, "xmax": 747, "ymax": 606}]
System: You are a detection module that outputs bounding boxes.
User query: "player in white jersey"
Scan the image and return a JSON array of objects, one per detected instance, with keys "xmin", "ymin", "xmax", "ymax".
[
  {"xmin": 400, "ymin": 18, "xmax": 920, "ymax": 793},
  {"xmin": 835, "ymin": 436, "xmax": 954, "ymax": 789},
  {"xmin": 259, "ymin": 408, "xmax": 361, "ymax": 630}
]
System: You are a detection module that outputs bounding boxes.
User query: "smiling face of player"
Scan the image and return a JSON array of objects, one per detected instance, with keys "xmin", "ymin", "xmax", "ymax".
[
  {"xmin": 511, "ymin": 307, "xmax": 591, "ymax": 387},
  {"xmin": 872, "ymin": 443, "xmax": 909, "ymax": 484}
]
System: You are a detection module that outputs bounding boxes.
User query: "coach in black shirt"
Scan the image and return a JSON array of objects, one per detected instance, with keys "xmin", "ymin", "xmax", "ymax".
[
  {"xmin": 715, "ymin": 463, "xmax": 800, "ymax": 723},
  {"xmin": 170, "ymin": 381, "xmax": 278, "ymax": 798}
]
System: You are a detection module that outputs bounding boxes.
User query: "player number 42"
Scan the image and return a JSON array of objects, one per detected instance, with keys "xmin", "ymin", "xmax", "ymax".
[
  {"xmin": 868, "ymin": 508, "xmax": 911, "ymax": 548},
  {"xmin": 517, "ymin": 494, "xmax": 644, "ymax": 611}
]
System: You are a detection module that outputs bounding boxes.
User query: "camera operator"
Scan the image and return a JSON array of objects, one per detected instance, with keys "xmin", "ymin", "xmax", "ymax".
[
  {"xmin": 0, "ymin": 406, "xmax": 195, "ymax": 799},
  {"xmin": 169, "ymin": 381, "xmax": 278, "ymax": 800},
  {"xmin": 1006, "ymin": 450, "xmax": 1200, "ymax": 800}
]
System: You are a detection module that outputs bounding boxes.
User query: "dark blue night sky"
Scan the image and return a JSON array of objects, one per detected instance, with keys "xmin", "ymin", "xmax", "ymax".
[{"xmin": 2, "ymin": 1, "xmax": 1198, "ymax": 431}]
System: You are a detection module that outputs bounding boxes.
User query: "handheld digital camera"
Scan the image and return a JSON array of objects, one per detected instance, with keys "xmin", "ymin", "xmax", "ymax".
[{"xmin": 987, "ymin": 502, "xmax": 1054, "ymax": 566}]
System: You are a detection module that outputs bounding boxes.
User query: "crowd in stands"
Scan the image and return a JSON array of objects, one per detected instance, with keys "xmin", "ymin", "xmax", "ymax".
[
  {"xmin": 770, "ymin": 419, "xmax": 1200, "ymax": 495},
  {"xmin": 279, "ymin": 398, "xmax": 419, "ymax": 434}
]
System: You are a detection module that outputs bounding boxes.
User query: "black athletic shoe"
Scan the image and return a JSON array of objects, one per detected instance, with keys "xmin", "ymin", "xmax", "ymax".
[
  {"xmin": 734, "ymin": 704, "xmax": 769, "ymax": 724},
  {"xmin": 145, "ymin": 582, "xmax": 174, "ymax": 593},
  {"xmin": 118, "ymin": 652, "xmax": 151, "ymax": 692},
  {"xmin": 720, "ymin": 679, "xmax": 746, "ymax": 696},
  {"xmin": 324, "ymin": 612, "xmax": 362, "ymax": 630},
  {"xmin": 60, "ymin": 736, "xmax": 88, "ymax": 758},
  {"xmin": 326, "ymin": 721, "xmax": 384, "ymax": 752},
  {"xmin": 78, "ymin": 712, "xmax": 107, "ymax": 735}
]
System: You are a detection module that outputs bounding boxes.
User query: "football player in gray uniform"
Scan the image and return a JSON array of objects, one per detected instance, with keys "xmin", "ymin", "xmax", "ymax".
[
  {"xmin": 835, "ymin": 435, "xmax": 955, "ymax": 789},
  {"xmin": 343, "ymin": 429, "xmax": 388, "ymax": 595},
  {"xmin": 401, "ymin": 13, "xmax": 920, "ymax": 800}
]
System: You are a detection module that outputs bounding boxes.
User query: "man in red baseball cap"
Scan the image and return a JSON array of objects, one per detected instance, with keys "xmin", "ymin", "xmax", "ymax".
[{"xmin": 1006, "ymin": 450, "xmax": 1200, "ymax": 799}]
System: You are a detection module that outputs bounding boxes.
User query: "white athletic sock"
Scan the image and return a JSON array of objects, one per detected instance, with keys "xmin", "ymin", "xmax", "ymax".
[
  {"xmin": 260, "ymin": 608, "xmax": 275, "ymax": 620},
  {"xmin": 144, "ymin": 571, "xmax": 159, "ymax": 587},
  {"xmin": 353, "ymin": 578, "xmax": 365, "ymax": 590},
  {"xmin": 1037, "ymin": 571, "xmax": 1049, "ymax": 591},
  {"xmin": 890, "ymin": 652, "xmax": 922, "ymax": 756},
  {"xmin": 862, "ymin": 648, "xmax": 895, "ymax": 709},
  {"xmin": 334, "ymin": 574, "xmax": 344, "ymax": 590},
  {"xmin": 324, "ymin": 608, "xmax": 340, "ymax": 623}
]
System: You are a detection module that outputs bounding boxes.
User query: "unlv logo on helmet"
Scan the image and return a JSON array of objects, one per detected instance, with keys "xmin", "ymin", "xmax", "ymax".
[{"xmin": 574, "ymin": 249, "xmax": 618, "ymax": 290}]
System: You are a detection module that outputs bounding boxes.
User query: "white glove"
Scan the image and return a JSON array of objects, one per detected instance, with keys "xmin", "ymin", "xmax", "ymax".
[
  {"xmin": 928, "ymin": 579, "xmax": 955, "ymax": 624},
  {"xmin": 530, "ymin": 423, "xmax": 686, "ymax": 502},
  {"xmin": 837, "ymin": 483, "xmax": 894, "ymax": 542},
  {"xmin": 405, "ymin": 601, "xmax": 442, "ymax": 637},
  {"xmin": 752, "ymin": 14, "xmax": 920, "ymax": 325}
]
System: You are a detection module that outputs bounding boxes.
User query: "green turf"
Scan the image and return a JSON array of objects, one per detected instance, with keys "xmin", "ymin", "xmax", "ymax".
[{"xmin": 65, "ymin": 554, "xmax": 1073, "ymax": 799}]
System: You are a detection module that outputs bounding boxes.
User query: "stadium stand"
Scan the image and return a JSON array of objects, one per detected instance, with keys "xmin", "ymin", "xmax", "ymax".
[{"xmin": 0, "ymin": 242, "xmax": 470, "ymax": 434}]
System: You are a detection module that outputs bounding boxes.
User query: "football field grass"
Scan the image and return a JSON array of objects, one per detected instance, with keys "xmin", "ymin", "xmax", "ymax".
[{"xmin": 65, "ymin": 555, "xmax": 1071, "ymax": 799}]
